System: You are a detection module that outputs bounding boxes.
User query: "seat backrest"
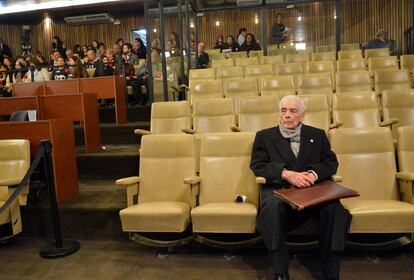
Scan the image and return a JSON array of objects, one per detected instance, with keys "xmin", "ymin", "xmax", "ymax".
[
  {"xmin": 212, "ymin": 59, "xmax": 234, "ymax": 68},
  {"xmin": 329, "ymin": 127, "xmax": 397, "ymax": 200},
  {"xmin": 189, "ymin": 68, "xmax": 216, "ymax": 80},
  {"xmin": 274, "ymin": 63, "xmax": 304, "ymax": 75},
  {"xmin": 397, "ymin": 126, "xmax": 414, "ymax": 173},
  {"xmin": 306, "ymin": 61, "xmax": 336, "ymax": 74},
  {"xmin": 382, "ymin": 89, "xmax": 414, "ymax": 138},
  {"xmin": 224, "ymin": 78, "xmax": 259, "ymax": 113},
  {"xmin": 248, "ymin": 50, "xmax": 264, "ymax": 57},
  {"xmin": 286, "ymin": 53, "xmax": 310, "ymax": 63},
  {"xmin": 333, "ymin": 91, "xmax": 381, "ymax": 128},
  {"xmin": 189, "ymin": 79, "xmax": 223, "ymax": 104},
  {"xmin": 336, "ymin": 70, "xmax": 372, "ymax": 93},
  {"xmin": 311, "ymin": 51, "xmax": 336, "ymax": 62},
  {"xmin": 368, "ymin": 56, "xmax": 399, "ymax": 76},
  {"xmin": 400, "ymin": 55, "xmax": 414, "ymax": 72},
  {"xmin": 199, "ymin": 132, "xmax": 258, "ymax": 205},
  {"xmin": 259, "ymin": 76, "xmax": 296, "ymax": 97},
  {"xmin": 245, "ymin": 64, "xmax": 274, "ymax": 77},
  {"xmin": 193, "ymin": 98, "xmax": 235, "ymax": 133},
  {"xmin": 299, "ymin": 94, "xmax": 331, "ymax": 132},
  {"xmin": 337, "ymin": 59, "xmax": 366, "ymax": 72},
  {"xmin": 374, "ymin": 69, "xmax": 411, "ymax": 93},
  {"xmin": 237, "ymin": 96, "xmax": 279, "ymax": 132},
  {"xmin": 316, "ymin": 45, "xmax": 336, "ymax": 53},
  {"xmin": 227, "ymin": 51, "xmax": 248, "ymax": 59},
  {"xmin": 364, "ymin": 48, "xmax": 390, "ymax": 63},
  {"xmin": 216, "ymin": 66, "xmax": 244, "ymax": 79},
  {"xmin": 138, "ymin": 134, "xmax": 196, "ymax": 204},
  {"xmin": 0, "ymin": 139, "xmax": 30, "ymax": 186},
  {"xmin": 235, "ymin": 57, "xmax": 259, "ymax": 66},
  {"xmin": 9, "ymin": 111, "xmax": 29, "ymax": 122},
  {"xmin": 260, "ymin": 55, "xmax": 284, "ymax": 65},
  {"xmin": 297, "ymin": 74, "xmax": 333, "ymax": 96},
  {"xmin": 151, "ymin": 101, "xmax": 191, "ymax": 134},
  {"xmin": 338, "ymin": 50, "xmax": 363, "ymax": 60},
  {"xmin": 340, "ymin": 43, "xmax": 360, "ymax": 51}
]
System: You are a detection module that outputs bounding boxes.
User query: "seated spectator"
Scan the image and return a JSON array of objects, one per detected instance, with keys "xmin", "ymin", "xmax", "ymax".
[
  {"xmin": 67, "ymin": 56, "xmax": 83, "ymax": 78},
  {"xmin": 81, "ymin": 45, "xmax": 89, "ymax": 59},
  {"xmin": 122, "ymin": 43, "xmax": 139, "ymax": 65},
  {"xmin": 73, "ymin": 44, "xmax": 82, "ymax": 58},
  {"xmin": 214, "ymin": 35, "xmax": 224, "ymax": 49},
  {"xmin": 30, "ymin": 57, "xmax": 50, "ymax": 82},
  {"xmin": 35, "ymin": 54, "xmax": 49, "ymax": 67},
  {"xmin": 102, "ymin": 50, "xmax": 115, "ymax": 76},
  {"xmin": 196, "ymin": 42, "xmax": 209, "ymax": 69},
  {"xmin": 150, "ymin": 37, "xmax": 161, "ymax": 51},
  {"xmin": 365, "ymin": 29, "xmax": 396, "ymax": 54},
  {"xmin": 132, "ymin": 38, "xmax": 147, "ymax": 59},
  {"xmin": 99, "ymin": 43, "xmax": 107, "ymax": 58},
  {"xmin": 51, "ymin": 57, "xmax": 70, "ymax": 80},
  {"xmin": 0, "ymin": 64, "xmax": 11, "ymax": 97},
  {"xmin": 240, "ymin": 33, "xmax": 261, "ymax": 53},
  {"xmin": 2, "ymin": 56, "xmax": 13, "ymax": 71},
  {"xmin": 65, "ymin": 49, "xmax": 74, "ymax": 61},
  {"xmin": 52, "ymin": 36, "xmax": 66, "ymax": 58},
  {"xmin": 83, "ymin": 50, "xmax": 103, "ymax": 77},
  {"xmin": 220, "ymin": 35, "xmax": 240, "ymax": 52},
  {"xmin": 0, "ymin": 39, "xmax": 12, "ymax": 62},
  {"xmin": 49, "ymin": 50, "xmax": 61, "ymax": 69},
  {"xmin": 13, "ymin": 58, "xmax": 30, "ymax": 83},
  {"xmin": 116, "ymin": 38, "xmax": 124, "ymax": 48},
  {"xmin": 237, "ymin": 28, "xmax": 247, "ymax": 46}
]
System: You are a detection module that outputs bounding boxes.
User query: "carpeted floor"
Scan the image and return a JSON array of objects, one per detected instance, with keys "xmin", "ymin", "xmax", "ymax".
[{"xmin": 1, "ymin": 238, "xmax": 414, "ymax": 280}]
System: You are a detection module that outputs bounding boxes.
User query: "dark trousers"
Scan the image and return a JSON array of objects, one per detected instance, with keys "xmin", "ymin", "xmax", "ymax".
[{"xmin": 257, "ymin": 187, "xmax": 351, "ymax": 279}]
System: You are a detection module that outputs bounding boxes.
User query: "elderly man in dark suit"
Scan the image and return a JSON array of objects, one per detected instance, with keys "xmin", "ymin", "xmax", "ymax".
[{"xmin": 250, "ymin": 95, "xmax": 351, "ymax": 280}]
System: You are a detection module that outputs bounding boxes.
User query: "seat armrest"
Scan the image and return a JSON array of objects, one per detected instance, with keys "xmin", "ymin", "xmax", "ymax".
[
  {"xmin": 396, "ymin": 172, "xmax": 414, "ymax": 181},
  {"xmin": 331, "ymin": 174, "xmax": 343, "ymax": 183},
  {"xmin": 183, "ymin": 176, "xmax": 201, "ymax": 185},
  {"xmin": 181, "ymin": 128, "xmax": 196, "ymax": 134},
  {"xmin": 179, "ymin": 84, "xmax": 189, "ymax": 90},
  {"xmin": 116, "ymin": 176, "xmax": 140, "ymax": 186},
  {"xmin": 184, "ymin": 176, "xmax": 201, "ymax": 207},
  {"xmin": 397, "ymin": 172, "xmax": 414, "ymax": 204},
  {"xmin": 134, "ymin": 129, "xmax": 152, "ymax": 136},
  {"xmin": 380, "ymin": 118, "xmax": 399, "ymax": 128},
  {"xmin": 329, "ymin": 121, "xmax": 343, "ymax": 129},
  {"xmin": 256, "ymin": 177, "xmax": 266, "ymax": 184},
  {"xmin": 116, "ymin": 176, "xmax": 140, "ymax": 207},
  {"xmin": 231, "ymin": 125, "xmax": 241, "ymax": 132}
]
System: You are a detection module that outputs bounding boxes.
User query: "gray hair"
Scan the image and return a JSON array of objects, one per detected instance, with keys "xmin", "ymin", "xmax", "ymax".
[{"xmin": 279, "ymin": 95, "xmax": 306, "ymax": 113}]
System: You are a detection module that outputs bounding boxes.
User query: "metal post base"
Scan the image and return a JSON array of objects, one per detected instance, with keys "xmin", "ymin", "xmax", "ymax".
[{"xmin": 40, "ymin": 240, "xmax": 80, "ymax": 258}]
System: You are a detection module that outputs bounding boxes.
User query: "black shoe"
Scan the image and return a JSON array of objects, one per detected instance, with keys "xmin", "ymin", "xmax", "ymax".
[{"xmin": 274, "ymin": 273, "xmax": 289, "ymax": 280}]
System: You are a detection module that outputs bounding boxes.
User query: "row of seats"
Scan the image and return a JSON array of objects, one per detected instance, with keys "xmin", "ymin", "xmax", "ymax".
[
  {"xmin": 117, "ymin": 127, "xmax": 414, "ymax": 246},
  {"xmin": 135, "ymin": 90, "xmax": 414, "ymax": 137}
]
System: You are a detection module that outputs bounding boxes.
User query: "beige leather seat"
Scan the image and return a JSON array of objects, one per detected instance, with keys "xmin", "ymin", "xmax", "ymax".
[
  {"xmin": 368, "ymin": 56, "xmax": 399, "ymax": 77},
  {"xmin": 312, "ymin": 51, "xmax": 336, "ymax": 62},
  {"xmin": 333, "ymin": 92, "xmax": 396, "ymax": 128},
  {"xmin": 209, "ymin": 54, "xmax": 226, "ymax": 63},
  {"xmin": 375, "ymin": 70, "xmax": 411, "ymax": 93},
  {"xmin": 337, "ymin": 59, "xmax": 366, "ymax": 72},
  {"xmin": 261, "ymin": 55, "xmax": 284, "ymax": 65},
  {"xmin": 245, "ymin": 64, "xmax": 274, "ymax": 77},
  {"xmin": 248, "ymin": 50, "xmax": 264, "ymax": 58},
  {"xmin": 211, "ymin": 59, "xmax": 234, "ymax": 68},
  {"xmin": 187, "ymin": 79, "xmax": 223, "ymax": 105},
  {"xmin": 227, "ymin": 51, "xmax": 248, "ymax": 59},
  {"xmin": 189, "ymin": 68, "xmax": 215, "ymax": 80},
  {"xmin": 400, "ymin": 55, "xmax": 414, "ymax": 73},
  {"xmin": 329, "ymin": 127, "xmax": 414, "ymax": 233},
  {"xmin": 286, "ymin": 53, "xmax": 310, "ymax": 63},
  {"xmin": 206, "ymin": 49, "xmax": 221, "ymax": 56},
  {"xmin": 117, "ymin": 134, "xmax": 197, "ymax": 246},
  {"xmin": 275, "ymin": 46, "xmax": 296, "ymax": 56},
  {"xmin": 316, "ymin": 45, "xmax": 336, "ymax": 53},
  {"xmin": 364, "ymin": 48, "xmax": 390, "ymax": 65},
  {"xmin": 382, "ymin": 90, "xmax": 414, "ymax": 138},
  {"xmin": 233, "ymin": 96, "xmax": 279, "ymax": 133},
  {"xmin": 259, "ymin": 76, "xmax": 296, "ymax": 97},
  {"xmin": 306, "ymin": 61, "xmax": 336, "ymax": 74},
  {"xmin": 216, "ymin": 66, "xmax": 244, "ymax": 80},
  {"xmin": 190, "ymin": 132, "xmax": 259, "ymax": 237},
  {"xmin": 267, "ymin": 45, "xmax": 280, "ymax": 56},
  {"xmin": 340, "ymin": 43, "xmax": 360, "ymax": 51},
  {"xmin": 0, "ymin": 140, "xmax": 30, "ymax": 241},
  {"xmin": 338, "ymin": 50, "xmax": 363, "ymax": 60},
  {"xmin": 224, "ymin": 77, "xmax": 259, "ymax": 113},
  {"xmin": 135, "ymin": 101, "xmax": 191, "ymax": 136},
  {"xmin": 297, "ymin": 74, "xmax": 333, "ymax": 106},
  {"xmin": 397, "ymin": 126, "xmax": 414, "ymax": 174},
  {"xmin": 299, "ymin": 94, "xmax": 338, "ymax": 132},
  {"xmin": 336, "ymin": 70, "xmax": 373, "ymax": 93},
  {"xmin": 274, "ymin": 63, "xmax": 304, "ymax": 76},
  {"xmin": 192, "ymin": 98, "xmax": 235, "ymax": 133},
  {"xmin": 235, "ymin": 57, "xmax": 259, "ymax": 66}
]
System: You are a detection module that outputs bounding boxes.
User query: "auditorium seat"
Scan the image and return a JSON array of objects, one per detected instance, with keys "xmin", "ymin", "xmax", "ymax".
[
  {"xmin": 216, "ymin": 66, "xmax": 244, "ymax": 80},
  {"xmin": 189, "ymin": 68, "xmax": 216, "ymax": 80},
  {"xmin": 274, "ymin": 63, "xmax": 304, "ymax": 76},
  {"xmin": 227, "ymin": 51, "xmax": 248, "ymax": 59},
  {"xmin": 224, "ymin": 78, "xmax": 259, "ymax": 113},
  {"xmin": 368, "ymin": 56, "xmax": 399, "ymax": 77},
  {"xmin": 187, "ymin": 79, "xmax": 223, "ymax": 105},
  {"xmin": 209, "ymin": 53, "xmax": 226, "ymax": 63},
  {"xmin": 297, "ymin": 74, "xmax": 333, "ymax": 102},
  {"xmin": 374, "ymin": 70, "xmax": 411, "ymax": 93},
  {"xmin": 337, "ymin": 59, "xmax": 366, "ymax": 72},
  {"xmin": 340, "ymin": 43, "xmax": 361, "ymax": 51},
  {"xmin": 245, "ymin": 64, "xmax": 274, "ymax": 77},
  {"xmin": 211, "ymin": 59, "xmax": 234, "ymax": 68},
  {"xmin": 191, "ymin": 98, "xmax": 235, "ymax": 133},
  {"xmin": 306, "ymin": 61, "xmax": 336, "ymax": 74},
  {"xmin": 338, "ymin": 50, "xmax": 363, "ymax": 60},
  {"xmin": 117, "ymin": 134, "xmax": 196, "ymax": 246},
  {"xmin": 267, "ymin": 45, "xmax": 280, "ymax": 56},
  {"xmin": 329, "ymin": 127, "xmax": 414, "ymax": 234},
  {"xmin": 259, "ymin": 76, "xmax": 296, "ymax": 97},
  {"xmin": 248, "ymin": 50, "xmax": 264, "ymax": 57},
  {"xmin": 190, "ymin": 132, "xmax": 259, "ymax": 238},
  {"xmin": 333, "ymin": 91, "xmax": 397, "ymax": 128},
  {"xmin": 397, "ymin": 126, "xmax": 414, "ymax": 174},
  {"xmin": 316, "ymin": 44, "xmax": 336, "ymax": 53},
  {"xmin": 235, "ymin": 57, "xmax": 259, "ymax": 66},
  {"xmin": 299, "ymin": 94, "xmax": 340, "ymax": 132},
  {"xmin": 134, "ymin": 101, "xmax": 191, "ymax": 136},
  {"xmin": 232, "ymin": 96, "xmax": 279, "ymax": 133},
  {"xmin": 286, "ymin": 53, "xmax": 310, "ymax": 63},
  {"xmin": 400, "ymin": 55, "xmax": 414, "ymax": 74},
  {"xmin": 311, "ymin": 51, "xmax": 336, "ymax": 62},
  {"xmin": 364, "ymin": 48, "xmax": 390, "ymax": 65},
  {"xmin": 260, "ymin": 55, "xmax": 284, "ymax": 65},
  {"xmin": 382, "ymin": 90, "xmax": 414, "ymax": 138},
  {"xmin": 336, "ymin": 70, "xmax": 372, "ymax": 92},
  {"xmin": 0, "ymin": 139, "xmax": 30, "ymax": 241}
]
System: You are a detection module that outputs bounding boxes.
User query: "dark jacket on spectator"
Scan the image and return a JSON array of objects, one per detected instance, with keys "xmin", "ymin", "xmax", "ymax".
[{"xmin": 240, "ymin": 42, "xmax": 261, "ymax": 52}]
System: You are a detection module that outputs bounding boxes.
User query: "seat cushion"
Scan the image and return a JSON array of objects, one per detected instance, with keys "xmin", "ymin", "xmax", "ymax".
[
  {"xmin": 119, "ymin": 201, "xmax": 190, "ymax": 233},
  {"xmin": 191, "ymin": 202, "xmax": 257, "ymax": 233},
  {"xmin": 342, "ymin": 199, "xmax": 414, "ymax": 233}
]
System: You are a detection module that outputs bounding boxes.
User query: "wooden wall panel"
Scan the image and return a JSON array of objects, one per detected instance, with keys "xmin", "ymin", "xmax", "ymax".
[{"xmin": 0, "ymin": 0, "xmax": 412, "ymax": 58}]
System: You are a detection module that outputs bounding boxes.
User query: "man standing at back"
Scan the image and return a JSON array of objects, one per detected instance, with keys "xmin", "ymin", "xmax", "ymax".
[{"xmin": 250, "ymin": 95, "xmax": 351, "ymax": 280}]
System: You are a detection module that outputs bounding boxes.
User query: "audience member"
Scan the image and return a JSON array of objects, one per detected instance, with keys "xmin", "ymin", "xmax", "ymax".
[
  {"xmin": 237, "ymin": 28, "xmax": 247, "ymax": 46},
  {"xmin": 84, "ymin": 50, "xmax": 103, "ymax": 77},
  {"xmin": 365, "ymin": 29, "xmax": 396, "ymax": 54},
  {"xmin": 116, "ymin": 38, "xmax": 124, "ymax": 47},
  {"xmin": 271, "ymin": 13, "xmax": 287, "ymax": 45},
  {"xmin": 13, "ymin": 58, "xmax": 30, "ymax": 84},
  {"xmin": 220, "ymin": 35, "xmax": 240, "ymax": 52},
  {"xmin": 196, "ymin": 42, "xmax": 209, "ymax": 69},
  {"xmin": 102, "ymin": 49, "xmax": 115, "ymax": 76},
  {"xmin": 52, "ymin": 36, "xmax": 66, "ymax": 58},
  {"xmin": 150, "ymin": 37, "xmax": 161, "ymax": 51},
  {"xmin": 81, "ymin": 45, "xmax": 89, "ymax": 58},
  {"xmin": 65, "ymin": 49, "xmax": 74, "ymax": 61},
  {"xmin": 51, "ymin": 57, "xmax": 70, "ymax": 80},
  {"xmin": 68, "ymin": 56, "xmax": 83, "ymax": 78},
  {"xmin": 0, "ymin": 64, "xmax": 11, "ymax": 97},
  {"xmin": 132, "ymin": 38, "xmax": 147, "ymax": 59},
  {"xmin": 214, "ymin": 35, "xmax": 224, "ymax": 49},
  {"xmin": 240, "ymin": 33, "xmax": 261, "ymax": 53},
  {"xmin": 99, "ymin": 43, "xmax": 108, "ymax": 58},
  {"xmin": 0, "ymin": 39, "xmax": 12, "ymax": 62},
  {"xmin": 122, "ymin": 43, "xmax": 139, "ymax": 65},
  {"xmin": 30, "ymin": 57, "xmax": 50, "ymax": 82},
  {"xmin": 73, "ymin": 44, "xmax": 82, "ymax": 58}
]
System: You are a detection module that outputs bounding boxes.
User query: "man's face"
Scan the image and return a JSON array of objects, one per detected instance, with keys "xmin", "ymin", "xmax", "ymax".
[
  {"xmin": 133, "ymin": 41, "xmax": 139, "ymax": 49},
  {"xmin": 53, "ymin": 51, "xmax": 60, "ymax": 61},
  {"xmin": 122, "ymin": 45, "xmax": 130, "ymax": 54},
  {"xmin": 279, "ymin": 100, "xmax": 304, "ymax": 129},
  {"xmin": 87, "ymin": 51, "xmax": 96, "ymax": 61},
  {"xmin": 378, "ymin": 32, "xmax": 386, "ymax": 41},
  {"xmin": 65, "ymin": 50, "xmax": 73, "ymax": 58},
  {"xmin": 112, "ymin": 44, "xmax": 120, "ymax": 54}
]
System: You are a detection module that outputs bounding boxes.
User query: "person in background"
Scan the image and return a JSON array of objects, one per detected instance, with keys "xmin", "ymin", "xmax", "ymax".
[
  {"xmin": 83, "ymin": 49, "xmax": 103, "ymax": 77},
  {"xmin": 271, "ymin": 13, "xmax": 287, "ymax": 45},
  {"xmin": 122, "ymin": 43, "xmax": 139, "ymax": 65},
  {"xmin": 365, "ymin": 29, "xmax": 396, "ymax": 54},
  {"xmin": 65, "ymin": 49, "xmax": 74, "ymax": 61},
  {"xmin": 237, "ymin": 28, "xmax": 247, "ymax": 46},
  {"xmin": 0, "ymin": 64, "xmax": 11, "ymax": 97},
  {"xmin": 150, "ymin": 37, "xmax": 161, "ymax": 51},
  {"xmin": 51, "ymin": 57, "xmax": 70, "ymax": 80},
  {"xmin": 2, "ymin": 56, "xmax": 13, "ymax": 71},
  {"xmin": 220, "ymin": 35, "xmax": 240, "ymax": 52},
  {"xmin": 0, "ymin": 39, "xmax": 12, "ymax": 62},
  {"xmin": 132, "ymin": 38, "xmax": 147, "ymax": 59},
  {"xmin": 13, "ymin": 58, "xmax": 30, "ymax": 84},
  {"xmin": 196, "ymin": 42, "xmax": 209, "ymax": 69},
  {"xmin": 241, "ymin": 33, "xmax": 261, "ymax": 53},
  {"xmin": 99, "ymin": 43, "xmax": 108, "ymax": 59},
  {"xmin": 81, "ymin": 45, "xmax": 89, "ymax": 59},
  {"xmin": 73, "ymin": 44, "xmax": 82, "ymax": 58},
  {"xmin": 68, "ymin": 56, "xmax": 83, "ymax": 78},
  {"xmin": 102, "ymin": 49, "xmax": 115, "ymax": 76},
  {"xmin": 116, "ymin": 38, "xmax": 124, "ymax": 48},
  {"xmin": 30, "ymin": 57, "xmax": 50, "ymax": 82},
  {"xmin": 214, "ymin": 35, "xmax": 224, "ymax": 49},
  {"xmin": 49, "ymin": 50, "xmax": 61, "ymax": 68},
  {"xmin": 52, "ymin": 36, "xmax": 66, "ymax": 58}
]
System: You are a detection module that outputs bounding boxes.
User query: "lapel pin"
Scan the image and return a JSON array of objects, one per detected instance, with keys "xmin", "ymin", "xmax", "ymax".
[{"xmin": 310, "ymin": 139, "xmax": 314, "ymax": 143}]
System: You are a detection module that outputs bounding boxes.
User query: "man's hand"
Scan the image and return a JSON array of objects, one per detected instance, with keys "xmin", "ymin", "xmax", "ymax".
[{"xmin": 281, "ymin": 170, "xmax": 316, "ymax": 188}]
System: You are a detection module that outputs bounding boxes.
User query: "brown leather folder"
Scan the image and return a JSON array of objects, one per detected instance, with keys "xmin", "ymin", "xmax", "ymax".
[{"xmin": 273, "ymin": 181, "xmax": 360, "ymax": 210}]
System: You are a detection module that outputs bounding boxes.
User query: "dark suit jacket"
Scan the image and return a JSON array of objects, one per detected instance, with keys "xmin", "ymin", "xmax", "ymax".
[{"xmin": 250, "ymin": 124, "xmax": 338, "ymax": 189}]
